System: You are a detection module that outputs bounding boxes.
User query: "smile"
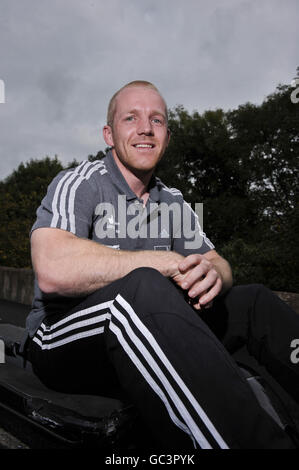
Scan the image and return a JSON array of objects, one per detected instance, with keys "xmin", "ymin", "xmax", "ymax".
[{"xmin": 133, "ymin": 144, "xmax": 155, "ymax": 148}]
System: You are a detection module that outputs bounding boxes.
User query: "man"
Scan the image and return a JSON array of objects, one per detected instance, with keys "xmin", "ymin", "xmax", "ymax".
[{"xmin": 26, "ymin": 80, "xmax": 299, "ymax": 449}]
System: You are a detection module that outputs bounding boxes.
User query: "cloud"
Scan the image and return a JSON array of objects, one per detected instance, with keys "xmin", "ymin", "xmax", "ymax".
[{"xmin": 0, "ymin": 0, "xmax": 298, "ymax": 179}]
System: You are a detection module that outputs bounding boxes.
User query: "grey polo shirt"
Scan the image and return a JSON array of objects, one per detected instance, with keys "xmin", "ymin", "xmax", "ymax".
[{"xmin": 26, "ymin": 150, "xmax": 215, "ymax": 338}]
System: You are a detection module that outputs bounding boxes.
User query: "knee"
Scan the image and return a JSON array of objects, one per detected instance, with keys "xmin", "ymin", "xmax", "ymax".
[
  {"xmin": 223, "ymin": 283, "xmax": 273, "ymax": 317},
  {"xmin": 230, "ymin": 283, "xmax": 270, "ymax": 298},
  {"xmin": 243, "ymin": 283, "xmax": 268, "ymax": 293},
  {"xmin": 118, "ymin": 267, "xmax": 180, "ymax": 312},
  {"xmin": 125, "ymin": 267, "xmax": 166, "ymax": 287},
  {"xmin": 249, "ymin": 283, "xmax": 272, "ymax": 298}
]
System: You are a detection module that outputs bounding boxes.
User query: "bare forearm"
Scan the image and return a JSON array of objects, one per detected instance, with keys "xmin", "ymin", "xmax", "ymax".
[
  {"xmin": 32, "ymin": 229, "xmax": 183, "ymax": 296},
  {"xmin": 55, "ymin": 242, "xmax": 182, "ymax": 296}
]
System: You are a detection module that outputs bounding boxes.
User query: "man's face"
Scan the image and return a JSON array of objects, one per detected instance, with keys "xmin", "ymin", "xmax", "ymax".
[{"xmin": 103, "ymin": 86, "xmax": 170, "ymax": 176}]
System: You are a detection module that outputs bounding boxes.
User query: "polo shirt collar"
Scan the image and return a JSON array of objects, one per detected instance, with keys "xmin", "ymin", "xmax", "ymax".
[{"xmin": 104, "ymin": 150, "xmax": 160, "ymax": 203}]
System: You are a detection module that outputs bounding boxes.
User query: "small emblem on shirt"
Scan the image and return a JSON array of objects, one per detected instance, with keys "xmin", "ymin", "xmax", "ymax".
[{"xmin": 159, "ymin": 228, "xmax": 170, "ymax": 238}]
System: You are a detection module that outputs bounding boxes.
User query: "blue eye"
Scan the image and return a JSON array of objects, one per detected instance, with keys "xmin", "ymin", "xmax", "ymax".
[{"xmin": 125, "ymin": 116, "xmax": 135, "ymax": 121}]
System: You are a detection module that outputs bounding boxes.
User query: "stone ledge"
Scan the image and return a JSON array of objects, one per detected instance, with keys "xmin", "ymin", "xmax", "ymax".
[
  {"xmin": 0, "ymin": 266, "xmax": 34, "ymax": 306},
  {"xmin": 0, "ymin": 266, "xmax": 298, "ymax": 313},
  {"xmin": 275, "ymin": 291, "xmax": 299, "ymax": 315}
]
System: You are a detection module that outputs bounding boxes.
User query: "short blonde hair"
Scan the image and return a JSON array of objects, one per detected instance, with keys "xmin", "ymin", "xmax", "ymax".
[{"xmin": 107, "ymin": 80, "xmax": 168, "ymax": 127}]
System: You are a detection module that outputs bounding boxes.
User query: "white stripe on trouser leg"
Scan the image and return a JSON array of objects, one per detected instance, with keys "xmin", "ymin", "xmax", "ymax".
[
  {"xmin": 32, "ymin": 301, "xmax": 113, "ymax": 350},
  {"xmin": 109, "ymin": 320, "xmax": 198, "ymax": 447},
  {"xmin": 37, "ymin": 314, "xmax": 110, "ymax": 342},
  {"xmin": 37, "ymin": 301, "xmax": 113, "ymax": 334},
  {"xmin": 114, "ymin": 294, "xmax": 229, "ymax": 449},
  {"xmin": 110, "ymin": 304, "xmax": 212, "ymax": 449},
  {"xmin": 33, "ymin": 326, "xmax": 105, "ymax": 350},
  {"xmin": 31, "ymin": 300, "xmax": 196, "ymax": 445}
]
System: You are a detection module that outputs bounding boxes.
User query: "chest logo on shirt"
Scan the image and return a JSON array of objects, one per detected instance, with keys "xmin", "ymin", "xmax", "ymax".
[{"xmin": 107, "ymin": 215, "xmax": 120, "ymax": 232}]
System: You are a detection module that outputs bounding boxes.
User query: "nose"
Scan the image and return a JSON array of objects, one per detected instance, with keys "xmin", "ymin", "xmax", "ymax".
[{"xmin": 136, "ymin": 117, "xmax": 154, "ymax": 136}]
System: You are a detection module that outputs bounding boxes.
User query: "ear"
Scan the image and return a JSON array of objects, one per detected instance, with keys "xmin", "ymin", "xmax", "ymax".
[
  {"xmin": 103, "ymin": 125, "xmax": 114, "ymax": 147},
  {"xmin": 167, "ymin": 127, "xmax": 171, "ymax": 145}
]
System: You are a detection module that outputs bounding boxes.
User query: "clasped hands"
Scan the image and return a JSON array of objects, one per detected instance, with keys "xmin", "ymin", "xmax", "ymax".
[{"xmin": 171, "ymin": 254, "xmax": 223, "ymax": 310}]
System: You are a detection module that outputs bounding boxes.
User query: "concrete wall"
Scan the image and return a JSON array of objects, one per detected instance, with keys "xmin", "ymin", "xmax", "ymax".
[
  {"xmin": 0, "ymin": 266, "xmax": 34, "ymax": 306},
  {"xmin": 0, "ymin": 265, "xmax": 298, "ymax": 313}
]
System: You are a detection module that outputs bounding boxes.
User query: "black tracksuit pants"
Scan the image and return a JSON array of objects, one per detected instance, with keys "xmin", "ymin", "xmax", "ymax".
[{"xmin": 28, "ymin": 268, "xmax": 299, "ymax": 449}]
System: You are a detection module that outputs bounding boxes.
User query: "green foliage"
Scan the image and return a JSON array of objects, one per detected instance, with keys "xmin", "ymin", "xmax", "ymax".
[
  {"xmin": 0, "ymin": 75, "xmax": 298, "ymax": 291},
  {"xmin": 0, "ymin": 157, "xmax": 64, "ymax": 267},
  {"xmin": 156, "ymin": 76, "xmax": 299, "ymax": 291},
  {"xmin": 87, "ymin": 149, "xmax": 108, "ymax": 162}
]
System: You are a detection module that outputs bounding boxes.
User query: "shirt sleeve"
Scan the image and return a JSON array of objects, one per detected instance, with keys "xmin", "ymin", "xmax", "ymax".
[
  {"xmin": 30, "ymin": 161, "xmax": 98, "ymax": 239},
  {"xmin": 171, "ymin": 198, "xmax": 215, "ymax": 256}
]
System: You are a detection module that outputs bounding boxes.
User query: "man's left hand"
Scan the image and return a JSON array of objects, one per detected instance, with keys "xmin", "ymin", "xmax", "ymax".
[{"xmin": 173, "ymin": 254, "xmax": 223, "ymax": 310}]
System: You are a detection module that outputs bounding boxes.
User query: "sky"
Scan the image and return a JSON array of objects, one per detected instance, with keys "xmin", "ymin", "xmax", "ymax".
[{"xmin": 0, "ymin": 0, "xmax": 298, "ymax": 180}]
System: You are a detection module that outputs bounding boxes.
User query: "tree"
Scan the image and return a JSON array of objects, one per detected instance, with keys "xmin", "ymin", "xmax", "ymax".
[
  {"xmin": 156, "ymin": 78, "xmax": 298, "ymax": 291},
  {"xmin": 227, "ymin": 83, "xmax": 299, "ymax": 290},
  {"xmin": 0, "ymin": 157, "xmax": 64, "ymax": 267},
  {"xmin": 157, "ymin": 106, "xmax": 260, "ymax": 248}
]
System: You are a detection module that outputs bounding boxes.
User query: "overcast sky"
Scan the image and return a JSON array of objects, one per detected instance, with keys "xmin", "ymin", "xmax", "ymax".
[{"xmin": 0, "ymin": 0, "xmax": 298, "ymax": 180}]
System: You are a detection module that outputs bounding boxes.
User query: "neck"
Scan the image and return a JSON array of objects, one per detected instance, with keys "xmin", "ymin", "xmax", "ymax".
[{"xmin": 111, "ymin": 149, "xmax": 153, "ymax": 200}]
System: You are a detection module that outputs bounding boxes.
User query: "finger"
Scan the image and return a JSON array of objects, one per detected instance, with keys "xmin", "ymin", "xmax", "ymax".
[
  {"xmin": 191, "ymin": 299, "xmax": 214, "ymax": 310},
  {"xmin": 187, "ymin": 296, "xmax": 201, "ymax": 310},
  {"xmin": 192, "ymin": 299, "xmax": 214, "ymax": 310},
  {"xmin": 180, "ymin": 261, "xmax": 211, "ymax": 291},
  {"xmin": 193, "ymin": 303, "xmax": 202, "ymax": 310},
  {"xmin": 188, "ymin": 296, "xmax": 201, "ymax": 310},
  {"xmin": 188, "ymin": 269, "xmax": 218, "ymax": 298},
  {"xmin": 199, "ymin": 278, "xmax": 222, "ymax": 305},
  {"xmin": 178, "ymin": 254, "xmax": 203, "ymax": 273}
]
